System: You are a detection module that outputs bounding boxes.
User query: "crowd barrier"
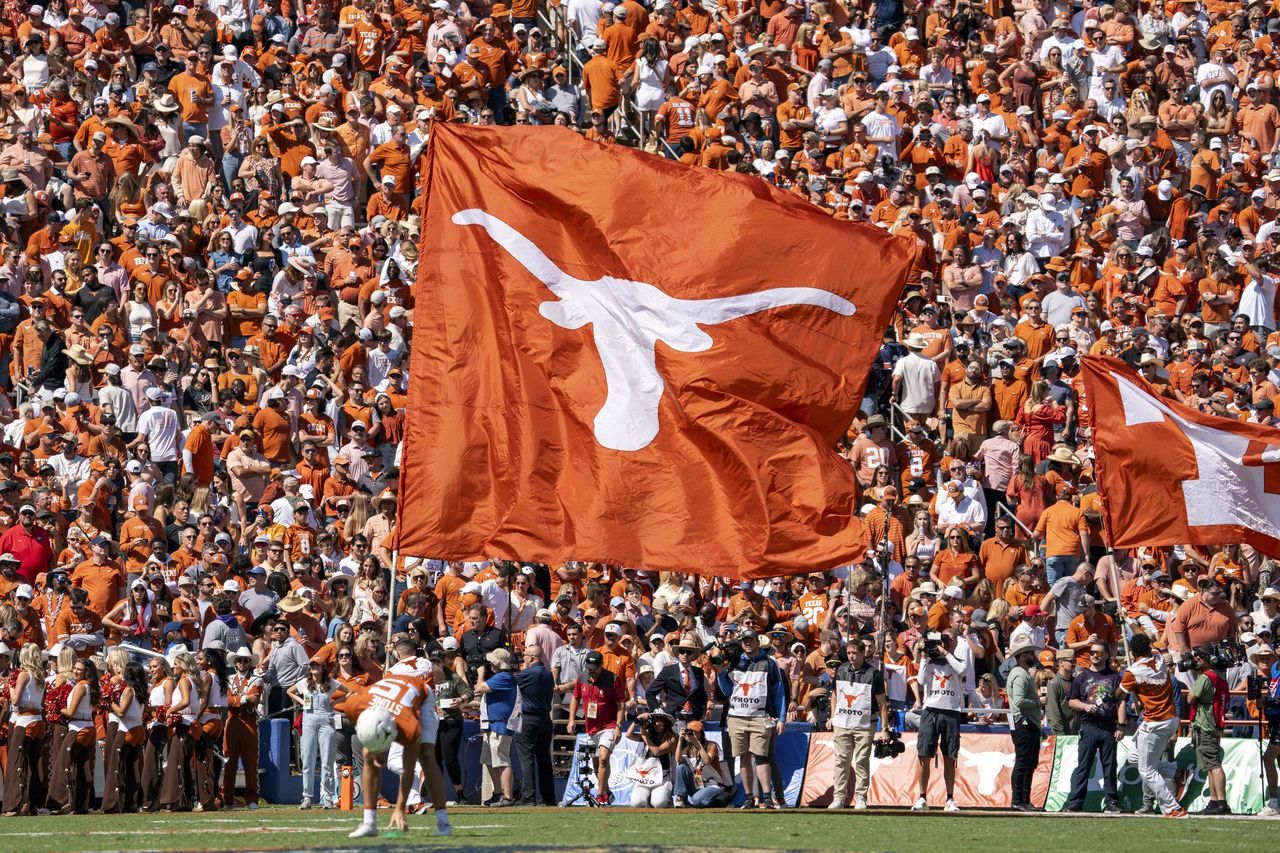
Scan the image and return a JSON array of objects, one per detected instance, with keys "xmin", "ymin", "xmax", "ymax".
[
  {"xmin": 800, "ymin": 732, "xmax": 1264, "ymax": 813},
  {"xmin": 256, "ymin": 722, "xmax": 1266, "ymax": 813}
]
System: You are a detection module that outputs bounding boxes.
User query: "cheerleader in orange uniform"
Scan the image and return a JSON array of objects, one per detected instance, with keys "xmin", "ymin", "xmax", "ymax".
[
  {"xmin": 2, "ymin": 644, "xmax": 47, "ymax": 816},
  {"xmin": 159, "ymin": 652, "xmax": 205, "ymax": 811},
  {"xmin": 101, "ymin": 649, "xmax": 148, "ymax": 813},
  {"xmin": 194, "ymin": 648, "xmax": 228, "ymax": 810},
  {"xmin": 141, "ymin": 656, "xmax": 174, "ymax": 811},
  {"xmin": 44, "ymin": 647, "xmax": 76, "ymax": 813},
  {"xmin": 58, "ymin": 659, "xmax": 100, "ymax": 814}
]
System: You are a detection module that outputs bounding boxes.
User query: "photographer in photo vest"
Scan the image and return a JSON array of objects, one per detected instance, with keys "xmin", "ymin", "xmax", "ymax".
[
  {"xmin": 911, "ymin": 631, "xmax": 966, "ymax": 812},
  {"xmin": 713, "ymin": 628, "xmax": 788, "ymax": 810},
  {"xmin": 828, "ymin": 636, "xmax": 891, "ymax": 810}
]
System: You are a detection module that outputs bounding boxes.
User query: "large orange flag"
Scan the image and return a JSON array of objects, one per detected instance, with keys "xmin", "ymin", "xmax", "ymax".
[
  {"xmin": 397, "ymin": 124, "xmax": 915, "ymax": 577},
  {"xmin": 1082, "ymin": 354, "xmax": 1280, "ymax": 556}
]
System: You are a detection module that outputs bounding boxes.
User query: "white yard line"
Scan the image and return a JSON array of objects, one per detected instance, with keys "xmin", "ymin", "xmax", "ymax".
[
  {"xmin": 8, "ymin": 820, "xmax": 515, "ymax": 837},
  {"xmin": 4, "ymin": 827, "xmax": 351, "ymax": 837}
]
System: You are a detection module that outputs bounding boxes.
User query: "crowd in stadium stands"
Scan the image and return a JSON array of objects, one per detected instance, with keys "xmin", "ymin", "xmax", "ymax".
[{"xmin": 0, "ymin": 0, "xmax": 1279, "ymax": 824}]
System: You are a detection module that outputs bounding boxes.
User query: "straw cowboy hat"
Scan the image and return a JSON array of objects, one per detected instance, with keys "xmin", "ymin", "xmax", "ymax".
[
  {"xmin": 66, "ymin": 344, "xmax": 93, "ymax": 366},
  {"xmin": 105, "ymin": 115, "xmax": 141, "ymax": 137},
  {"xmin": 1047, "ymin": 446, "xmax": 1082, "ymax": 466},
  {"xmin": 277, "ymin": 591, "xmax": 308, "ymax": 613},
  {"xmin": 675, "ymin": 633, "xmax": 703, "ymax": 653},
  {"xmin": 904, "ymin": 333, "xmax": 929, "ymax": 350},
  {"xmin": 154, "ymin": 93, "xmax": 180, "ymax": 113},
  {"xmin": 1009, "ymin": 640, "xmax": 1040, "ymax": 660},
  {"xmin": 287, "ymin": 255, "xmax": 316, "ymax": 275}
]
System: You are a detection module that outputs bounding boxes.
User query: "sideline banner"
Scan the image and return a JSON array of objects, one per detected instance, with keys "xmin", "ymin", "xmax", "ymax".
[
  {"xmin": 799, "ymin": 731, "xmax": 1053, "ymax": 807},
  {"xmin": 1044, "ymin": 735, "xmax": 1263, "ymax": 814}
]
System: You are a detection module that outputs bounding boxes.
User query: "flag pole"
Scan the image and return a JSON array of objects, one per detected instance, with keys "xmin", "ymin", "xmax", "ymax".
[
  {"xmin": 1102, "ymin": 544, "xmax": 1133, "ymax": 666},
  {"xmin": 386, "ymin": 548, "xmax": 399, "ymax": 669},
  {"xmin": 1080, "ymin": 387, "xmax": 1133, "ymax": 666}
]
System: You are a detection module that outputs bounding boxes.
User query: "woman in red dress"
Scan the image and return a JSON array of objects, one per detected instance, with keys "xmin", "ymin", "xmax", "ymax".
[{"xmin": 1015, "ymin": 381, "xmax": 1065, "ymax": 464}]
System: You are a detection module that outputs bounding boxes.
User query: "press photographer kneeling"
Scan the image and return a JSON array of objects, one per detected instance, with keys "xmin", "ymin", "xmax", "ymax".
[
  {"xmin": 672, "ymin": 721, "xmax": 733, "ymax": 807},
  {"xmin": 624, "ymin": 711, "xmax": 677, "ymax": 808}
]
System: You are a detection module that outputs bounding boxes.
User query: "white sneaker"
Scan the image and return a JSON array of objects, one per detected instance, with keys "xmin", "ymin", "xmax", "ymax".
[
  {"xmin": 911, "ymin": 797, "xmax": 928, "ymax": 811},
  {"xmin": 854, "ymin": 797, "xmax": 867, "ymax": 810},
  {"xmin": 827, "ymin": 801, "xmax": 844, "ymax": 810},
  {"xmin": 672, "ymin": 796, "xmax": 686, "ymax": 808},
  {"xmin": 348, "ymin": 824, "xmax": 379, "ymax": 839},
  {"xmin": 1259, "ymin": 804, "xmax": 1280, "ymax": 817},
  {"xmin": 945, "ymin": 799, "xmax": 960, "ymax": 813},
  {"xmin": 436, "ymin": 812, "xmax": 452, "ymax": 837}
]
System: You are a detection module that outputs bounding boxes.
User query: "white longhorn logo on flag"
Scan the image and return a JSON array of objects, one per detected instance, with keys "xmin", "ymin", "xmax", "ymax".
[
  {"xmin": 452, "ymin": 209, "xmax": 858, "ymax": 452},
  {"xmin": 1113, "ymin": 371, "xmax": 1280, "ymax": 538}
]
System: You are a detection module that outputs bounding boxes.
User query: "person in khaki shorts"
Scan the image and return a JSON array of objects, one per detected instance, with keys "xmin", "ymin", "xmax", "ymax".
[
  {"xmin": 828, "ymin": 637, "xmax": 891, "ymax": 810},
  {"xmin": 713, "ymin": 629, "xmax": 788, "ymax": 809}
]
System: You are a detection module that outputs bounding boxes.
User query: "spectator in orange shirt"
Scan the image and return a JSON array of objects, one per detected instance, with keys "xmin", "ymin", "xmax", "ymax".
[
  {"xmin": 1064, "ymin": 595, "xmax": 1119, "ymax": 665},
  {"xmin": 1035, "ymin": 485, "xmax": 1090, "ymax": 584}
]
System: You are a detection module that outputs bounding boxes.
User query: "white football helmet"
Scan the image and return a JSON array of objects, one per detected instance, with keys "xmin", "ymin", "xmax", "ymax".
[{"xmin": 356, "ymin": 708, "xmax": 397, "ymax": 753}]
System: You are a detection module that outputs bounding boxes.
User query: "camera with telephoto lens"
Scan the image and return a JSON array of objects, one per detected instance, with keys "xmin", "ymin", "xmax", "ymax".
[
  {"xmin": 874, "ymin": 730, "xmax": 906, "ymax": 759},
  {"xmin": 709, "ymin": 640, "xmax": 743, "ymax": 668},
  {"xmin": 923, "ymin": 631, "xmax": 946, "ymax": 660},
  {"xmin": 1215, "ymin": 638, "xmax": 1247, "ymax": 666},
  {"xmin": 1188, "ymin": 640, "xmax": 1245, "ymax": 673},
  {"xmin": 1246, "ymin": 673, "xmax": 1274, "ymax": 709}
]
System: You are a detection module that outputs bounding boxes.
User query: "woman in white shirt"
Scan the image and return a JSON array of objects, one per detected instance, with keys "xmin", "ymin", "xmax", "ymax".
[
  {"xmin": 288, "ymin": 661, "xmax": 339, "ymax": 809},
  {"xmin": 1002, "ymin": 232, "xmax": 1042, "ymax": 291},
  {"xmin": 966, "ymin": 672, "xmax": 1007, "ymax": 724},
  {"xmin": 906, "ymin": 509, "xmax": 942, "ymax": 564},
  {"xmin": 756, "ymin": 141, "xmax": 783, "ymax": 179}
]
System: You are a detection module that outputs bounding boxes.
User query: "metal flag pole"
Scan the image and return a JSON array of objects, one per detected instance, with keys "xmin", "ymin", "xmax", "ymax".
[
  {"xmin": 1080, "ymin": 383, "xmax": 1133, "ymax": 666},
  {"xmin": 1102, "ymin": 543, "xmax": 1133, "ymax": 666},
  {"xmin": 386, "ymin": 549, "xmax": 399, "ymax": 668}
]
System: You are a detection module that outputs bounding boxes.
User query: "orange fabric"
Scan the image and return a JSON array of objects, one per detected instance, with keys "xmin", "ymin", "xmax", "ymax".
[
  {"xmin": 1082, "ymin": 355, "xmax": 1280, "ymax": 555},
  {"xmin": 396, "ymin": 123, "xmax": 915, "ymax": 577}
]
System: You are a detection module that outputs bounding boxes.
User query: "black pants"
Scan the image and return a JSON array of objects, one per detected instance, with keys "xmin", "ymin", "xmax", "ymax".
[
  {"xmin": 336, "ymin": 719, "xmax": 358, "ymax": 767},
  {"xmin": 435, "ymin": 716, "xmax": 465, "ymax": 794},
  {"xmin": 982, "ymin": 487, "xmax": 1007, "ymax": 538},
  {"xmin": 1065, "ymin": 722, "xmax": 1118, "ymax": 808},
  {"xmin": 1010, "ymin": 723, "xmax": 1041, "ymax": 806},
  {"xmin": 514, "ymin": 713, "xmax": 555, "ymax": 805}
]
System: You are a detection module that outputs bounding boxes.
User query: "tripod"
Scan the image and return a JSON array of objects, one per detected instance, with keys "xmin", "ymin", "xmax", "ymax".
[{"xmin": 560, "ymin": 742, "xmax": 604, "ymax": 808}]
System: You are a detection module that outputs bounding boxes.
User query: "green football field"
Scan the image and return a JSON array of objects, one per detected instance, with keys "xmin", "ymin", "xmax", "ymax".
[{"xmin": 1, "ymin": 806, "xmax": 1274, "ymax": 852}]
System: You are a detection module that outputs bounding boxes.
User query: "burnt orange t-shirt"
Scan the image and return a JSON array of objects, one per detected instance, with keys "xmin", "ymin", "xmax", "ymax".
[
  {"xmin": 1119, "ymin": 657, "xmax": 1178, "ymax": 721},
  {"xmin": 169, "ymin": 71, "xmax": 212, "ymax": 123},
  {"xmin": 252, "ymin": 406, "xmax": 294, "ymax": 465}
]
